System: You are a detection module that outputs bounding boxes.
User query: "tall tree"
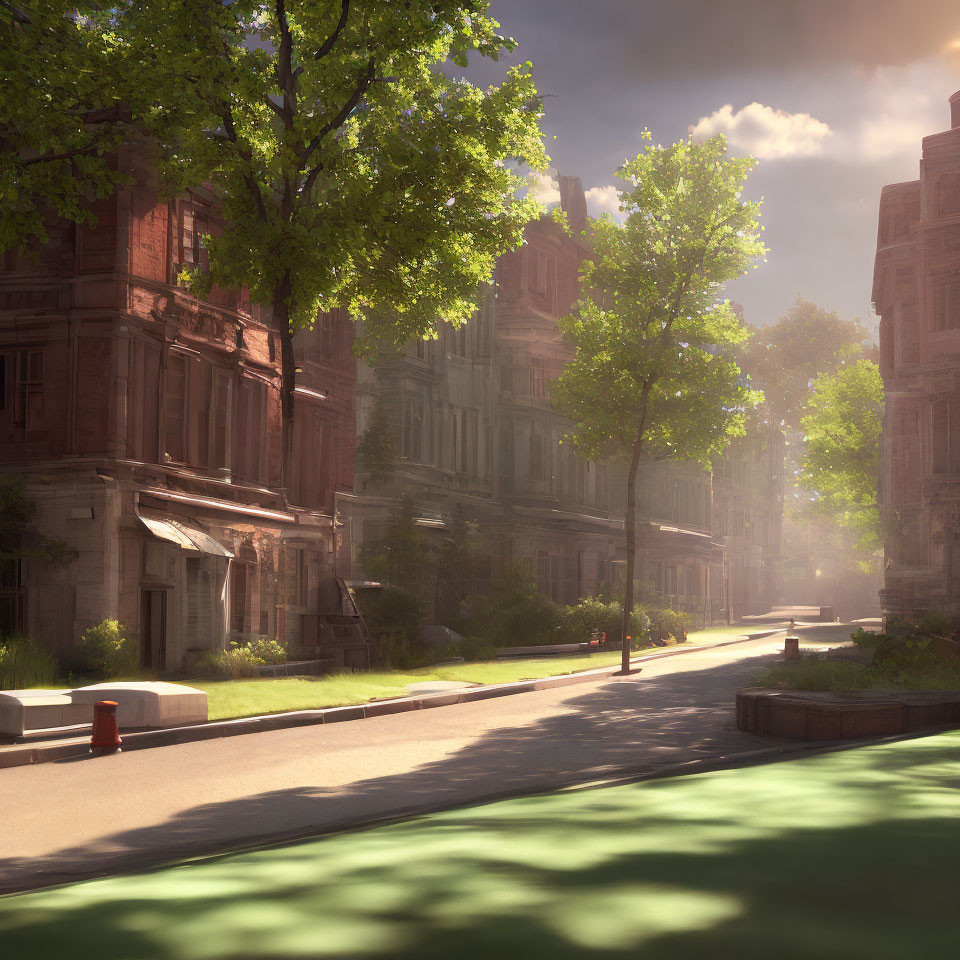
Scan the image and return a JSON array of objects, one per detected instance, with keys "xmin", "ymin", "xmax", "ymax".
[
  {"xmin": 552, "ymin": 133, "xmax": 765, "ymax": 673},
  {"xmin": 0, "ymin": 2, "xmax": 129, "ymax": 255},
  {"xmin": 116, "ymin": 0, "xmax": 547, "ymax": 490},
  {"xmin": 799, "ymin": 359, "xmax": 883, "ymax": 556},
  {"xmin": 1, "ymin": 2, "xmax": 547, "ymax": 493}
]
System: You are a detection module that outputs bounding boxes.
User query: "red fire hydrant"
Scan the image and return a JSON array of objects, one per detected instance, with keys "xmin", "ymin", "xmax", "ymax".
[{"xmin": 90, "ymin": 700, "xmax": 122, "ymax": 755}]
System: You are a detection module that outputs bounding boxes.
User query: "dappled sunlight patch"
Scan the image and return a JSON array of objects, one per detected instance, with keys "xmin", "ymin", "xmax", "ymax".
[{"xmin": 547, "ymin": 887, "xmax": 743, "ymax": 949}]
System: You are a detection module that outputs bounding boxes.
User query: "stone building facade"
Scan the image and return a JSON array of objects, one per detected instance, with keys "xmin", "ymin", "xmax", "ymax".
[
  {"xmin": 874, "ymin": 90, "xmax": 960, "ymax": 620},
  {"xmin": 346, "ymin": 178, "xmax": 784, "ymax": 626},
  {"xmin": 0, "ymin": 148, "xmax": 369, "ymax": 669}
]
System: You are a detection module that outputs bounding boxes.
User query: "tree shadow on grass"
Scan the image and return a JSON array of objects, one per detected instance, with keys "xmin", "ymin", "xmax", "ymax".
[{"xmin": 3, "ymin": 732, "xmax": 960, "ymax": 960}]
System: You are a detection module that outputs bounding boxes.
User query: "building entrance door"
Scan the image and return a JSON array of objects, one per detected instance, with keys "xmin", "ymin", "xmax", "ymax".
[{"xmin": 141, "ymin": 589, "xmax": 167, "ymax": 671}]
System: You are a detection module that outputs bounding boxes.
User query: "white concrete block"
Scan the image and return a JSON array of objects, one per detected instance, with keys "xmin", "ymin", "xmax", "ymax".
[
  {"xmin": 70, "ymin": 682, "xmax": 208, "ymax": 729},
  {"xmin": 0, "ymin": 690, "xmax": 93, "ymax": 737}
]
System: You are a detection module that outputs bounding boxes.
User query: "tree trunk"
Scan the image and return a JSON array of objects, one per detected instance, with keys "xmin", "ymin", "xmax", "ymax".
[
  {"xmin": 273, "ymin": 278, "xmax": 295, "ymax": 499},
  {"xmin": 620, "ymin": 434, "xmax": 645, "ymax": 674}
]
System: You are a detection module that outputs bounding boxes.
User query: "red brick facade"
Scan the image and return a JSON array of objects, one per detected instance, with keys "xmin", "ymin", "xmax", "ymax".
[{"xmin": 0, "ymin": 148, "xmax": 368, "ymax": 670}]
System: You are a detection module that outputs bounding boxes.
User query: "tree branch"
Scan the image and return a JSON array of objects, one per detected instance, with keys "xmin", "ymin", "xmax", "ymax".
[
  {"xmin": 299, "ymin": 57, "xmax": 375, "ymax": 194},
  {"xmin": 294, "ymin": 0, "xmax": 350, "ymax": 77},
  {"xmin": 20, "ymin": 144, "xmax": 98, "ymax": 167},
  {"xmin": 274, "ymin": 0, "xmax": 297, "ymax": 131}
]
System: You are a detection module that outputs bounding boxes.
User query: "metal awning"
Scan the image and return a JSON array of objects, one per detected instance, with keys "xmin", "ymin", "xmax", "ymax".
[{"xmin": 140, "ymin": 516, "xmax": 234, "ymax": 558}]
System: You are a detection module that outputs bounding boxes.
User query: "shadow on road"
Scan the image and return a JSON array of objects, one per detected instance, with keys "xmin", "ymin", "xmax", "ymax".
[{"xmin": 1, "ymin": 648, "xmax": 794, "ymax": 892}]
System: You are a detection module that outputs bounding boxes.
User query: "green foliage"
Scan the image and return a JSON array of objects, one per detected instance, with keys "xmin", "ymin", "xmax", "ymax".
[
  {"xmin": 758, "ymin": 653, "xmax": 960, "ymax": 694},
  {"xmin": 358, "ymin": 498, "xmax": 428, "ymax": 596},
  {"xmin": 0, "ymin": 633, "xmax": 59, "ymax": 690},
  {"xmin": 799, "ymin": 359, "xmax": 883, "ymax": 554},
  {"xmin": 437, "ymin": 635, "xmax": 497, "ymax": 662},
  {"xmin": 78, "ymin": 619, "xmax": 138, "ymax": 679},
  {"xmin": 553, "ymin": 133, "xmax": 765, "ymax": 466},
  {"xmin": 559, "ymin": 597, "xmax": 647, "ymax": 645},
  {"xmin": 739, "ymin": 297, "xmax": 871, "ymax": 430},
  {"xmin": 0, "ymin": 3, "xmax": 129, "ymax": 256},
  {"xmin": 204, "ymin": 643, "xmax": 266, "ymax": 680},
  {"xmin": 203, "ymin": 637, "xmax": 288, "ymax": 678},
  {"xmin": 647, "ymin": 607, "xmax": 691, "ymax": 643},
  {"xmin": 466, "ymin": 564, "xmax": 562, "ymax": 647},
  {"xmin": 245, "ymin": 637, "xmax": 288, "ymax": 666},
  {"xmin": 356, "ymin": 400, "xmax": 397, "ymax": 488},
  {"xmin": 0, "ymin": 473, "xmax": 77, "ymax": 567},
  {"xmin": 106, "ymin": 1, "xmax": 548, "ymax": 352}
]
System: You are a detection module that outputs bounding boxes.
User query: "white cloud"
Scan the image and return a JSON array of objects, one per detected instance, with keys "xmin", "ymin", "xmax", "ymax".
[
  {"xmin": 584, "ymin": 184, "xmax": 625, "ymax": 220},
  {"xmin": 526, "ymin": 170, "xmax": 561, "ymax": 207},
  {"xmin": 689, "ymin": 102, "xmax": 833, "ymax": 159}
]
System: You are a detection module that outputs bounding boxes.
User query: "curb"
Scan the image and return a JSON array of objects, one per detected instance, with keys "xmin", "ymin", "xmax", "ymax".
[{"xmin": 0, "ymin": 629, "xmax": 784, "ymax": 770}]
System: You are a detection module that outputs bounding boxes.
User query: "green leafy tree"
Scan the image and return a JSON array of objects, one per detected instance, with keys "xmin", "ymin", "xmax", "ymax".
[
  {"xmin": 799, "ymin": 359, "xmax": 883, "ymax": 556},
  {"xmin": 552, "ymin": 133, "xmax": 765, "ymax": 672},
  {"xmin": 0, "ymin": 2, "xmax": 129, "ymax": 255},
  {"xmin": 113, "ymin": 0, "xmax": 548, "ymax": 487},
  {"xmin": 740, "ymin": 297, "xmax": 870, "ymax": 430},
  {"xmin": 356, "ymin": 399, "xmax": 397, "ymax": 489}
]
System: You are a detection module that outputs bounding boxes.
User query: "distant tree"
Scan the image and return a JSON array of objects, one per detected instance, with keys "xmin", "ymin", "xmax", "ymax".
[
  {"xmin": 552, "ymin": 133, "xmax": 765, "ymax": 673},
  {"xmin": 740, "ymin": 297, "xmax": 870, "ymax": 430},
  {"xmin": 356, "ymin": 400, "xmax": 397, "ymax": 489},
  {"xmin": 799, "ymin": 359, "xmax": 883, "ymax": 556},
  {"xmin": 358, "ymin": 497, "xmax": 427, "ymax": 596}
]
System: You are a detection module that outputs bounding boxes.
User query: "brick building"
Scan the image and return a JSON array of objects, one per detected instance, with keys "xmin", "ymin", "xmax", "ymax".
[
  {"xmin": 0, "ymin": 148, "xmax": 369, "ymax": 669},
  {"xmin": 346, "ymin": 178, "xmax": 784, "ymax": 626},
  {"xmin": 874, "ymin": 89, "xmax": 960, "ymax": 619}
]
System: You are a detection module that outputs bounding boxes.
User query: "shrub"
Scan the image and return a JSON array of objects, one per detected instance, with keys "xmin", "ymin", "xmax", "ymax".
[
  {"xmin": 0, "ymin": 633, "xmax": 59, "ymax": 690},
  {"xmin": 78, "ymin": 619, "xmax": 138, "ymax": 678},
  {"xmin": 245, "ymin": 636, "xmax": 287, "ymax": 665},
  {"xmin": 204, "ymin": 643, "xmax": 264, "ymax": 679},
  {"xmin": 647, "ymin": 607, "xmax": 691, "ymax": 644},
  {"xmin": 466, "ymin": 565, "xmax": 562, "ymax": 648},
  {"xmin": 559, "ymin": 597, "xmax": 649, "ymax": 647}
]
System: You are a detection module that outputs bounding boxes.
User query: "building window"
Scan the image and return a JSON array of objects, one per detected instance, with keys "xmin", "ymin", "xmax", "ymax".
[
  {"xmin": 529, "ymin": 357, "xmax": 547, "ymax": 399},
  {"xmin": 931, "ymin": 397, "xmax": 960, "ymax": 475},
  {"xmin": 529, "ymin": 431, "xmax": 545, "ymax": 482},
  {"xmin": 402, "ymin": 394, "xmax": 424, "ymax": 461},
  {"xmin": 932, "ymin": 282, "xmax": 960, "ymax": 332}
]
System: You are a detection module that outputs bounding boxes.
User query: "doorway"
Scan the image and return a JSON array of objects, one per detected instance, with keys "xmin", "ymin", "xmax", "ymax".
[{"xmin": 141, "ymin": 589, "xmax": 167, "ymax": 671}]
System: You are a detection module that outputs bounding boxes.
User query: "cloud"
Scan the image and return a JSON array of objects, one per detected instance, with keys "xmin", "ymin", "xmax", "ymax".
[
  {"xmin": 855, "ymin": 60, "xmax": 952, "ymax": 160},
  {"xmin": 690, "ymin": 102, "xmax": 834, "ymax": 159},
  {"xmin": 584, "ymin": 185, "xmax": 624, "ymax": 219},
  {"xmin": 526, "ymin": 170, "xmax": 561, "ymax": 207}
]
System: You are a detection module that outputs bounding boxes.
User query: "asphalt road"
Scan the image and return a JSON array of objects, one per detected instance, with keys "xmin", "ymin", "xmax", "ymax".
[{"xmin": 0, "ymin": 627, "xmax": 826, "ymax": 893}]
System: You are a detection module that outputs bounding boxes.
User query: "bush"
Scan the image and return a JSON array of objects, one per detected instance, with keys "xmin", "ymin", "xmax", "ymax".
[
  {"xmin": 0, "ymin": 633, "xmax": 59, "ymax": 690},
  {"xmin": 245, "ymin": 636, "xmax": 287, "ymax": 665},
  {"xmin": 203, "ymin": 643, "xmax": 264, "ymax": 679},
  {"xmin": 466, "ymin": 565, "xmax": 562, "ymax": 648},
  {"xmin": 78, "ymin": 619, "xmax": 138, "ymax": 679},
  {"xmin": 647, "ymin": 607, "xmax": 691, "ymax": 645},
  {"xmin": 559, "ymin": 597, "xmax": 649, "ymax": 647}
]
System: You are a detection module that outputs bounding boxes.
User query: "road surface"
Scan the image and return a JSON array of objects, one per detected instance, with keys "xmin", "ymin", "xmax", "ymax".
[{"xmin": 0, "ymin": 627, "xmax": 832, "ymax": 893}]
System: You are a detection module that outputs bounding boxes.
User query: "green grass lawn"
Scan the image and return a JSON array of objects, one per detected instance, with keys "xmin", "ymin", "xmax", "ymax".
[
  {"xmin": 195, "ymin": 629, "xmax": 754, "ymax": 721},
  {"xmin": 196, "ymin": 650, "xmax": 632, "ymax": 720},
  {"xmin": 4, "ymin": 731, "xmax": 959, "ymax": 959}
]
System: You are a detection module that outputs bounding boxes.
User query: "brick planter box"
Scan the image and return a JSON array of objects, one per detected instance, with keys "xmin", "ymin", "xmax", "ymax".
[{"xmin": 736, "ymin": 687, "xmax": 960, "ymax": 740}]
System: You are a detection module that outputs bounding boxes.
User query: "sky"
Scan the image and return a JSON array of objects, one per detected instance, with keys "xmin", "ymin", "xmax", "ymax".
[{"xmin": 462, "ymin": 0, "xmax": 960, "ymax": 331}]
